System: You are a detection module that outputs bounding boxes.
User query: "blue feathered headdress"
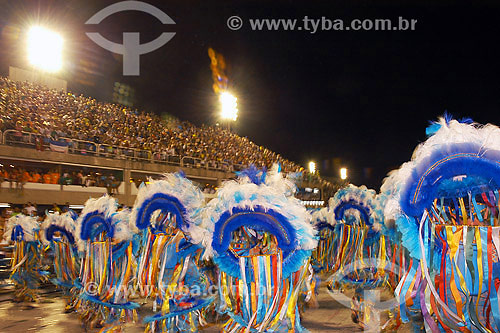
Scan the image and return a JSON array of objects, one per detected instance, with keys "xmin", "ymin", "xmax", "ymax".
[
  {"xmin": 77, "ymin": 195, "xmax": 134, "ymax": 251},
  {"xmin": 130, "ymin": 172, "xmax": 205, "ymax": 241},
  {"xmin": 42, "ymin": 211, "xmax": 78, "ymax": 245},
  {"xmin": 383, "ymin": 114, "xmax": 500, "ymax": 258},
  {"xmin": 199, "ymin": 164, "xmax": 317, "ymax": 279},
  {"xmin": 328, "ymin": 184, "xmax": 379, "ymax": 227},
  {"xmin": 3, "ymin": 214, "xmax": 39, "ymax": 243}
]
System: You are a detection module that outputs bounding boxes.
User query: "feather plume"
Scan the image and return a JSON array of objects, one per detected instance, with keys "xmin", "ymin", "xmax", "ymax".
[
  {"xmin": 327, "ymin": 184, "xmax": 378, "ymax": 226},
  {"xmin": 3, "ymin": 214, "xmax": 39, "ymax": 243},
  {"xmin": 130, "ymin": 172, "xmax": 205, "ymax": 241},
  {"xmin": 381, "ymin": 114, "xmax": 500, "ymax": 258},
  {"xmin": 199, "ymin": 164, "xmax": 317, "ymax": 259},
  {"xmin": 41, "ymin": 211, "xmax": 78, "ymax": 245},
  {"xmin": 76, "ymin": 195, "xmax": 134, "ymax": 251}
]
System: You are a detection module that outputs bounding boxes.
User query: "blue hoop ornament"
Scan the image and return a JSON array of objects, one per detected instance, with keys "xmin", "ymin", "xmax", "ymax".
[
  {"xmin": 382, "ymin": 115, "xmax": 500, "ymax": 331},
  {"xmin": 201, "ymin": 164, "xmax": 317, "ymax": 332},
  {"xmin": 131, "ymin": 173, "xmax": 212, "ymax": 332}
]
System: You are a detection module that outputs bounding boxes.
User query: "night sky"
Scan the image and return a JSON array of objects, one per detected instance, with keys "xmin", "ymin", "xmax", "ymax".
[{"xmin": 1, "ymin": 0, "xmax": 499, "ymax": 188}]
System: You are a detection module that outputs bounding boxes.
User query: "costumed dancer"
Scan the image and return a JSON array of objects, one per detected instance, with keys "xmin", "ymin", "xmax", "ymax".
[
  {"xmin": 374, "ymin": 192, "xmax": 404, "ymax": 331},
  {"xmin": 3, "ymin": 213, "xmax": 46, "ymax": 302},
  {"xmin": 131, "ymin": 172, "xmax": 213, "ymax": 332},
  {"xmin": 326, "ymin": 185, "xmax": 396, "ymax": 331},
  {"xmin": 76, "ymin": 195, "xmax": 139, "ymax": 331},
  {"xmin": 310, "ymin": 206, "xmax": 337, "ymax": 274},
  {"xmin": 307, "ymin": 207, "xmax": 336, "ymax": 309},
  {"xmin": 200, "ymin": 165, "xmax": 317, "ymax": 332},
  {"xmin": 41, "ymin": 210, "xmax": 81, "ymax": 311},
  {"xmin": 383, "ymin": 114, "xmax": 500, "ymax": 332}
]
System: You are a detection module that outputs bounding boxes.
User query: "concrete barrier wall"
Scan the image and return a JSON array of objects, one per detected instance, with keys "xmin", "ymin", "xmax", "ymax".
[
  {"xmin": 0, "ymin": 145, "xmax": 329, "ymax": 206},
  {"xmin": 0, "ymin": 145, "xmax": 235, "ymax": 205},
  {"xmin": 0, "ymin": 184, "xmax": 114, "ymax": 205}
]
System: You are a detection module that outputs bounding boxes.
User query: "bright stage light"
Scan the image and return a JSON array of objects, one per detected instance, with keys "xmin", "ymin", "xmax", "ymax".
[
  {"xmin": 219, "ymin": 91, "xmax": 238, "ymax": 121},
  {"xmin": 27, "ymin": 26, "xmax": 63, "ymax": 72},
  {"xmin": 308, "ymin": 161, "xmax": 316, "ymax": 174},
  {"xmin": 340, "ymin": 167, "xmax": 348, "ymax": 180}
]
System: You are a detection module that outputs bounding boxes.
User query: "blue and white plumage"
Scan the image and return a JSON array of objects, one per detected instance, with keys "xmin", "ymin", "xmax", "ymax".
[
  {"xmin": 200, "ymin": 164, "xmax": 317, "ymax": 260},
  {"xmin": 384, "ymin": 116, "xmax": 500, "ymax": 216},
  {"xmin": 76, "ymin": 195, "xmax": 134, "ymax": 251},
  {"xmin": 328, "ymin": 184, "xmax": 379, "ymax": 227},
  {"xmin": 373, "ymin": 192, "xmax": 399, "ymax": 241},
  {"xmin": 130, "ymin": 172, "xmax": 206, "ymax": 241},
  {"xmin": 310, "ymin": 207, "xmax": 330, "ymax": 226},
  {"xmin": 3, "ymin": 214, "xmax": 39, "ymax": 243},
  {"xmin": 41, "ymin": 211, "xmax": 78, "ymax": 246},
  {"xmin": 382, "ymin": 115, "xmax": 500, "ymax": 258},
  {"xmin": 112, "ymin": 207, "xmax": 134, "ymax": 243}
]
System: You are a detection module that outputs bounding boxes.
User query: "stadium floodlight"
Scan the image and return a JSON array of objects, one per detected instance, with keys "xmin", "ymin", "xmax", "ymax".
[
  {"xmin": 219, "ymin": 91, "xmax": 238, "ymax": 121},
  {"xmin": 27, "ymin": 26, "xmax": 63, "ymax": 72},
  {"xmin": 308, "ymin": 161, "xmax": 316, "ymax": 174},
  {"xmin": 340, "ymin": 167, "xmax": 348, "ymax": 180}
]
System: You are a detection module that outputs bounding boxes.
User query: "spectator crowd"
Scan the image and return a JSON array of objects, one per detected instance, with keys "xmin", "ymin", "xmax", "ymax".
[
  {"xmin": 0, "ymin": 77, "xmax": 305, "ymax": 173},
  {"xmin": 0, "ymin": 164, "xmax": 121, "ymax": 193}
]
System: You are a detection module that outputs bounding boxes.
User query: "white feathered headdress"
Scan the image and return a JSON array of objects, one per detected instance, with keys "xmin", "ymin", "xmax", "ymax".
[
  {"xmin": 41, "ymin": 211, "xmax": 79, "ymax": 246},
  {"xmin": 199, "ymin": 164, "xmax": 317, "ymax": 259},
  {"xmin": 130, "ymin": 172, "xmax": 206, "ymax": 242},
  {"xmin": 382, "ymin": 115, "xmax": 500, "ymax": 258},
  {"xmin": 76, "ymin": 195, "xmax": 134, "ymax": 251},
  {"xmin": 327, "ymin": 184, "xmax": 379, "ymax": 227},
  {"xmin": 3, "ymin": 214, "xmax": 40, "ymax": 243}
]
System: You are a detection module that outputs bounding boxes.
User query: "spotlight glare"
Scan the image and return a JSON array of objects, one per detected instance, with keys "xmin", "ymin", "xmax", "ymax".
[
  {"xmin": 340, "ymin": 167, "xmax": 348, "ymax": 180},
  {"xmin": 219, "ymin": 92, "xmax": 238, "ymax": 121},
  {"xmin": 27, "ymin": 26, "xmax": 63, "ymax": 72},
  {"xmin": 308, "ymin": 161, "xmax": 316, "ymax": 174}
]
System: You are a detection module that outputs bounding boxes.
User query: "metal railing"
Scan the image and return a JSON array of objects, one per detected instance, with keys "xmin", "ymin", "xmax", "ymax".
[
  {"xmin": 4, "ymin": 129, "xmax": 38, "ymax": 148},
  {"xmin": 2, "ymin": 130, "xmax": 238, "ymax": 172},
  {"xmin": 60, "ymin": 137, "xmax": 98, "ymax": 156}
]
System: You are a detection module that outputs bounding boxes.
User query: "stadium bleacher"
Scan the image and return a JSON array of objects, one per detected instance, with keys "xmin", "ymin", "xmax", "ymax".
[
  {"xmin": 0, "ymin": 76, "xmax": 336, "ymax": 209},
  {"xmin": 0, "ymin": 76, "xmax": 306, "ymax": 174}
]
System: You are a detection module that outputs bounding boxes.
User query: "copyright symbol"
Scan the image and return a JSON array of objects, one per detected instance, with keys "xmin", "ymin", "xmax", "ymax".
[
  {"xmin": 85, "ymin": 282, "xmax": 98, "ymax": 296},
  {"xmin": 227, "ymin": 16, "xmax": 243, "ymax": 30}
]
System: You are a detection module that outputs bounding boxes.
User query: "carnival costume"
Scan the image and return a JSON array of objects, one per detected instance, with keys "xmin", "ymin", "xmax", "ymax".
[
  {"xmin": 326, "ymin": 185, "xmax": 399, "ymax": 331},
  {"xmin": 76, "ymin": 195, "xmax": 139, "ymax": 330},
  {"xmin": 131, "ymin": 173, "xmax": 213, "ymax": 332},
  {"xmin": 310, "ymin": 207, "xmax": 337, "ymax": 274},
  {"xmin": 383, "ymin": 115, "xmax": 500, "ymax": 332},
  {"xmin": 200, "ymin": 165, "xmax": 317, "ymax": 332},
  {"xmin": 3, "ymin": 214, "xmax": 45, "ymax": 302},
  {"xmin": 42, "ymin": 211, "xmax": 80, "ymax": 292}
]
